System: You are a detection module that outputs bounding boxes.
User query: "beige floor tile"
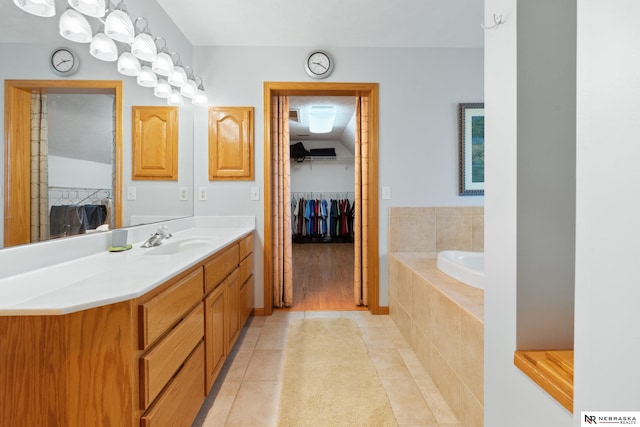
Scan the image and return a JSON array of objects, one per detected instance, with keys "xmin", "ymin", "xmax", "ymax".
[
  {"xmin": 360, "ymin": 325, "xmax": 396, "ymax": 349},
  {"xmin": 398, "ymin": 348, "xmax": 430, "ymax": 380},
  {"xmin": 232, "ymin": 325, "xmax": 262, "ymax": 353},
  {"xmin": 303, "ymin": 310, "xmax": 342, "ymax": 318},
  {"xmin": 217, "ymin": 350, "xmax": 252, "ymax": 382},
  {"xmin": 243, "ymin": 349, "xmax": 284, "ymax": 382},
  {"xmin": 225, "ymin": 381, "xmax": 281, "ymax": 427},
  {"xmin": 368, "ymin": 347, "xmax": 414, "ymax": 380},
  {"xmin": 264, "ymin": 310, "xmax": 304, "ymax": 325},
  {"xmin": 192, "ymin": 381, "xmax": 241, "ymax": 427},
  {"xmin": 381, "ymin": 379, "xmax": 438, "ymax": 426},
  {"xmin": 255, "ymin": 324, "xmax": 289, "ymax": 350},
  {"xmin": 415, "ymin": 378, "xmax": 458, "ymax": 425},
  {"xmin": 384, "ymin": 321, "xmax": 411, "ymax": 348},
  {"xmin": 341, "ymin": 310, "xmax": 384, "ymax": 326},
  {"xmin": 247, "ymin": 315, "xmax": 267, "ymax": 328}
]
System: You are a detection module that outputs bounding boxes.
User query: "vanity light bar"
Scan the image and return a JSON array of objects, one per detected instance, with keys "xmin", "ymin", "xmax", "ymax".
[{"xmin": 14, "ymin": 0, "xmax": 208, "ymax": 107}]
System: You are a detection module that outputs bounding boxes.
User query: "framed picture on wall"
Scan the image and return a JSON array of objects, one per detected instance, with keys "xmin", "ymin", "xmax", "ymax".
[{"xmin": 458, "ymin": 103, "xmax": 485, "ymax": 196}]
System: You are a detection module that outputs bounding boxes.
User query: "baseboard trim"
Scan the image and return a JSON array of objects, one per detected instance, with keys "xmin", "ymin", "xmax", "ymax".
[
  {"xmin": 377, "ymin": 306, "xmax": 389, "ymax": 315},
  {"xmin": 251, "ymin": 308, "xmax": 266, "ymax": 316}
]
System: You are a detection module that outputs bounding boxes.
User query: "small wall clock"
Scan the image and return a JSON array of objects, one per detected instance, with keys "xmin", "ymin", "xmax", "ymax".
[
  {"xmin": 304, "ymin": 50, "xmax": 334, "ymax": 79},
  {"xmin": 50, "ymin": 47, "xmax": 79, "ymax": 77}
]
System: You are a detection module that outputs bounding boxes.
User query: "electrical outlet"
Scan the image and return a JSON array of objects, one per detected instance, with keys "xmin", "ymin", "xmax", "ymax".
[
  {"xmin": 250, "ymin": 187, "xmax": 260, "ymax": 201},
  {"xmin": 127, "ymin": 187, "xmax": 136, "ymax": 201},
  {"xmin": 199, "ymin": 187, "xmax": 207, "ymax": 201},
  {"xmin": 179, "ymin": 187, "xmax": 189, "ymax": 201}
]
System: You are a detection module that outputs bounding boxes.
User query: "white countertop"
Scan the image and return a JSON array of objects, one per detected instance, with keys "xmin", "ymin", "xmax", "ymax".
[{"xmin": 0, "ymin": 219, "xmax": 254, "ymax": 316}]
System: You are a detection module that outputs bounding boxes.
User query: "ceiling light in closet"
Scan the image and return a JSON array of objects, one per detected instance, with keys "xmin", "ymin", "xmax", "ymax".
[{"xmin": 308, "ymin": 106, "xmax": 336, "ymax": 133}]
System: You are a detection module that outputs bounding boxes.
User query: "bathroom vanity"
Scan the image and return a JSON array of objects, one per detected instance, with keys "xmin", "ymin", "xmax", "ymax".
[{"xmin": 0, "ymin": 219, "xmax": 254, "ymax": 427}]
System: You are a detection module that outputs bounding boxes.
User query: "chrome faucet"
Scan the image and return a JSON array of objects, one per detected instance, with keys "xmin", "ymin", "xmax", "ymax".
[{"xmin": 141, "ymin": 226, "xmax": 173, "ymax": 248}]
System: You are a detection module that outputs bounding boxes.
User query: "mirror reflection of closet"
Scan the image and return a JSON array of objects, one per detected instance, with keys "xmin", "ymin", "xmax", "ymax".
[
  {"xmin": 46, "ymin": 93, "xmax": 115, "ymax": 240},
  {"xmin": 4, "ymin": 80, "xmax": 122, "ymax": 248},
  {"xmin": 289, "ymin": 95, "xmax": 357, "ymax": 310}
]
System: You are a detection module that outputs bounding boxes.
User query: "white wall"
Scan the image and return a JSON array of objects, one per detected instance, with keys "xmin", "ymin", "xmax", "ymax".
[
  {"xmin": 48, "ymin": 156, "xmax": 112, "ymax": 189},
  {"xmin": 486, "ymin": 1, "xmax": 640, "ymax": 425},
  {"xmin": 484, "ymin": 0, "xmax": 573, "ymax": 425},
  {"xmin": 290, "ymin": 140, "xmax": 354, "ymax": 194},
  {"xmin": 574, "ymin": 1, "xmax": 640, "ymax": 422},
  {"xmin": 192, "ymin": 46, "xmax": 484, "ymax": 309}
]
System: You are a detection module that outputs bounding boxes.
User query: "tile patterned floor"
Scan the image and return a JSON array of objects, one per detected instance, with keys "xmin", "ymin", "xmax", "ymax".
[{"xmin": 192, "ymin": 310, "xmax": 460, "ymax": 427}]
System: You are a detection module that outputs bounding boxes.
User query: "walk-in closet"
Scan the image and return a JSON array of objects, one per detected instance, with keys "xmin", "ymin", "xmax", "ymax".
[{"xmin": 288, "ymin": 95, "xmax": 362, "ymax": 310}]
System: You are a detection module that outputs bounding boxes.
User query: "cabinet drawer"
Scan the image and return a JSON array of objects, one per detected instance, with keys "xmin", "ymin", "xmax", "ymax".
[
  {"xmin": 204, "ymin": 244, "xmax": 239, "ymax": 294},
  {"xmin": 239, "ymin": 252, "xmax": 254, "ymax": 285},
  {"xmin": 239, "ymin": 234, "xmax": 253, "ymax": 260},
  {"xmin": 139, "ymin": 268, "xmax": 203, "ymax": 349},
  {"xmin": 140, "ymin": 304, "xmax": 204, "ymax": 409},
  {"xmin": 140, "ymin": 342, "xmax": 205, "ymax": 427}
]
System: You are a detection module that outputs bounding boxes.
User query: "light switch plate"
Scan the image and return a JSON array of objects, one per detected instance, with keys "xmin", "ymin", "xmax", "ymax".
[
  {"xmin": 251, "ymin": 187, "xmax": 260, "ymax": 201},
  {"xmin": 127, "ymin": 187, "xmax": 136, "ymax": 201},
  {"xmin": 382, "ymin": 186, "xmax": 391, "ymax": 200}
]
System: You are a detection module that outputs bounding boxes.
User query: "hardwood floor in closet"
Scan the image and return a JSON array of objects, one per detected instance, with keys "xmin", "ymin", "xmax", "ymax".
[{"xmin": 288, "ymin": 243, "xmax": 364, "ymax": 311}]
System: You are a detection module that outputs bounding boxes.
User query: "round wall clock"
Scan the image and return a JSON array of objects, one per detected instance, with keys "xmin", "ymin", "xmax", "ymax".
[
  {"xmin": 304, "ymin": 50, "xmax": 334, "ymax": 79},
  {"xmin": 50, "ymin": 47, "xmax": 79, "ymax": 77}
]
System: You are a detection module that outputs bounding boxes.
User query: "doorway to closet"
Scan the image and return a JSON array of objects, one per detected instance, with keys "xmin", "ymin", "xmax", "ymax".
[
  {"xmin": 263, "ymin": 82, "xmax": 380, "ymax": 316},
  {"xmin": 289, "ymin": 95, "xmax": 357, "ymax": 310}
]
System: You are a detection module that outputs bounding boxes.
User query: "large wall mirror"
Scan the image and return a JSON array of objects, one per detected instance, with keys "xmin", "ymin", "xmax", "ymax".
[
  {"xmin": 1, "ymin": 2, "xmax": 196, "ymax": 250},
  {"xmin": 4, "ymin": 80, "xmax": 123, "ymax": 247}
]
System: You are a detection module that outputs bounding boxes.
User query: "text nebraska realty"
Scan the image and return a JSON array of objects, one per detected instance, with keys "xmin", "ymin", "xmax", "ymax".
[{"xmin": 585, "ymin": 415, "xmax": 637, "ymax": 424}]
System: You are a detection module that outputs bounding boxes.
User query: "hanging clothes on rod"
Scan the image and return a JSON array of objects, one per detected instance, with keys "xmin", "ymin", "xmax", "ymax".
[
  {"xmin": 291, "ymin": 192, "xmax": 354, "ymax": 243},
  {"xmin": 48, "ymin": 187, "xmax": 111, "ymax": 238}
]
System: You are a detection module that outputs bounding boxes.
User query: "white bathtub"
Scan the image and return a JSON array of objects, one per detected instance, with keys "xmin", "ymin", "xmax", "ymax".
[{"xmin": 436, "ymin": 250, "xmax": 484, "ymax": 290}]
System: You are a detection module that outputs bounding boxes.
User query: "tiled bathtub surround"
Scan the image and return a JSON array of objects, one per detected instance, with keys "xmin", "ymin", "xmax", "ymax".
[
  {"xmin": 388, "ymin": 207, "xmax": 484, "ymax": 254},
  {"xmin": 389, "ymin": 253, "xmax": 484, "ymax": 427}
]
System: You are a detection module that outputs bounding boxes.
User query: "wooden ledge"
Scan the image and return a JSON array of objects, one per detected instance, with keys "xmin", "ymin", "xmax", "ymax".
[{"xmin": 514, "ymin": 350, "xmax": 574, "ymax": 412}]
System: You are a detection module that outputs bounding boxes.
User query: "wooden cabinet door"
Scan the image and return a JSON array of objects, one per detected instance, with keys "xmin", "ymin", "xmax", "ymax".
[
  {"xmin": 204, "ymin": 285, "xmax": 226, "ymax": 393},
  {"xmin": 224, "ymin": 269, "xmax": 241, "ymax": 351},
  {"xmin": 132, "ymin": 106, "xmax": 178, "ymax": 180},
  {"xmin": 208, "ymin": 107, "xmax": 254, "ymax": 180}
]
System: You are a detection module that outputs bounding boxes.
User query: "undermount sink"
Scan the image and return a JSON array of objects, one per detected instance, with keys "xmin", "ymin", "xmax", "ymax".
[{"xmin": 141, "ymin": 238, "xmax": 217, "ymax": 255}]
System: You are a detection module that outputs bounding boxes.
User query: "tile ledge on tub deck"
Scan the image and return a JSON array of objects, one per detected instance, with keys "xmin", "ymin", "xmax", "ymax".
[{"xmin": 390, "ymin": 252, "xmax": 484, "ymax": 323}]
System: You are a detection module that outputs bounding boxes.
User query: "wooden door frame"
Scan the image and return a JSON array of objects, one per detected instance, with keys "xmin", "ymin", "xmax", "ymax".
[
  {"xmin": 4, "ymin": 80, "xmax": 123, "ymax": 247},
  {"xmin": 262, "ymin": 81, "xmax": 380, "ymax": 316}
]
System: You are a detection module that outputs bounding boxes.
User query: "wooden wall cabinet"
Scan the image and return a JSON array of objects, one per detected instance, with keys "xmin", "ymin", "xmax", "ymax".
[
  {"xmin": 208, "ymin": 106, "xmax": 254, "ymax": 181},
  {"xmin": 132, "ymin": 106, "xmax": 179, "ymax": 180},
  {"xmin": 0, "ymin": 233, "xmax": 255, "ymax": 427}
]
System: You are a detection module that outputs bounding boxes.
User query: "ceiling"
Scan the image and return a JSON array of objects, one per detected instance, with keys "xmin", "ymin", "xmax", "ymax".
[
  {"xmin": 155, "ymin": 0, "xmax": 484, "ymax": 48},
  {"xmin": 0, "ymin": 1, "xmax": 484, "ymax": 48}
]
